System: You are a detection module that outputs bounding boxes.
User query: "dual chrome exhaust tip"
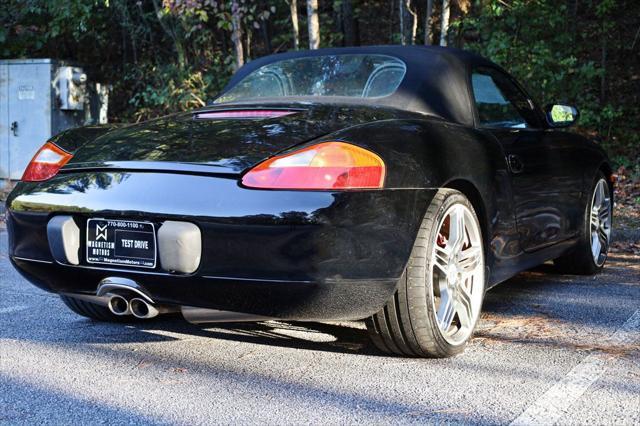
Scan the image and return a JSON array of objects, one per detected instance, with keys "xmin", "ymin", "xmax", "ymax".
[
  {"xmin": 107, "ymin": 294, "xmax": 130, "ymax": 316},
  {"xmin": 129, "ymin": 298, "xmax": 161, "ymax": 319},
  {"xmin": 107, "ymin": 294, "xmax": 161, "ymax": 319},
  {"xmin": 67, "ymin": 277, "xmax": 274, "ymax": 324}
]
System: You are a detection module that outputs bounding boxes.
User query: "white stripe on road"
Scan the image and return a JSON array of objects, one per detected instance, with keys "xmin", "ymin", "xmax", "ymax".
[
  {"xmin": 0, "ymin": 305, "xmax": 30, "ymax": 315},
  {"xmin": 511, "ymin": 309, "xmax": 640, "ymax": 426}
]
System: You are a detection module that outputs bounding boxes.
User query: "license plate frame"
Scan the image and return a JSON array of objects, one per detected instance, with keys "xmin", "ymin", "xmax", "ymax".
[{"xmin": 86, "ymin": 218, "xmax": 157, "ymax": 269}]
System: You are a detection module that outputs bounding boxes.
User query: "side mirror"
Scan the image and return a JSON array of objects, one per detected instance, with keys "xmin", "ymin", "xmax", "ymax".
[{"xmin": 546, "ymin": 104, "xmax": 579, "ymax": 127}]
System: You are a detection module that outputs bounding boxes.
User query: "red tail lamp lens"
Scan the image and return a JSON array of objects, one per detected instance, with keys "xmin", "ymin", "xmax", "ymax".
[
  {"xmin": 242, "ymin": 142, "xmax": 386, "ymax": 190},
  {"xmin": 21, "ymin": 142, "xmax": 73, "ymax": 182}
]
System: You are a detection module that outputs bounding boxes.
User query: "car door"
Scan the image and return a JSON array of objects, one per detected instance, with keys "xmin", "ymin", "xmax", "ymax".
[{"xmin": 470, "ymin": 67, "xmax": 583, "ymax": 252}]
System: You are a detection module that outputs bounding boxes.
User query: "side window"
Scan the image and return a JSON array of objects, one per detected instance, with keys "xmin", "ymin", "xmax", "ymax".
[{"xmin": 471, "ymin": 70, "xmax": 532, "ymax": 129}]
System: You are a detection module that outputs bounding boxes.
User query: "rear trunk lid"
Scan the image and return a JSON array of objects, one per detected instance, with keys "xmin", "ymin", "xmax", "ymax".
[{"xmin": 64, "ymin": 104, "xmax": 407, "ymax": 175}]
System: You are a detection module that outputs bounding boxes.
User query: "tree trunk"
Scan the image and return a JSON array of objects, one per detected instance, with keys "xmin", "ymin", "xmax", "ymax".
[
  {"xmin": 231, "ymin": 0, "xmax": 244, "ymax": 70},
  {"xmin": 388, "ymin": 0, "xmax": 395, "ymax": 43},
  {"xmin": 307, "ymin": 0, "xmax": 320, "ymax": 49},
  {"xmin": 399, "ymin": 0, "xmax": 417, "ymax": 45},
  {"xmin": 399, "ymin": 0, "xmax": 405, "ymax": 44},
  {"xmin": 151, "ymin": 0, "xmax": 186, "ymax": 68},
  {"xmin": 245, "ymin": 26, "xmax": 251, "ymax": 61},
  {"xmin": 424, "ymin": 0, "xmax": 434, "ymax": 45},
  {"xmin": 342, "ymin": 0, "xmax": 356, "ymax": 46},
  {"xmin": 288, "ymin": 0, "xmax": 300, "ymax": 50},
  {"xmin": 407, "ymin": 1, "xmax": 418, "ymax": 44},
  {"xmin": 440, "ymin": 0, "xmax": 450, "ymax": 46},
  {"xmin": 600, "ymin": 33, "xmax": 607, "ymax": 105},
  {"xmin": 570, "ymin": 0, "xmax": 579, "ymax": 41},
  {"xmin": 262, "ymin": 17, "xmax": 272, "ymax": 54}
]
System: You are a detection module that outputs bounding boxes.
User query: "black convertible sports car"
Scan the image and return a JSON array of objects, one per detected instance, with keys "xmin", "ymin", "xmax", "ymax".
[{"xmin": 6, "ymin": 46, "xmax": 613, "ymax": 358}]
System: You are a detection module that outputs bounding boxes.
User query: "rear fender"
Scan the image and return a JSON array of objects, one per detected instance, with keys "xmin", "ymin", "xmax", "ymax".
[{"xmin": 320, "ymin": 118, "xmax": 517, "ymax": 285}]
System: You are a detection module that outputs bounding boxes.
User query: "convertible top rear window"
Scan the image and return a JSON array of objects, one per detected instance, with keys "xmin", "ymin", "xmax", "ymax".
[{"xmin": 215, "ymin": 54, "xmax": 406, "ymax": 103}]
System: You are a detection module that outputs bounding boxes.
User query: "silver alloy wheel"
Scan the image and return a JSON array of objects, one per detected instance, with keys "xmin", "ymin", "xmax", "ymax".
[
  {"xmin": 590, "ymin": 178, "xmax": 612, "ymax": 266},
  {"xmin": 430, "ymin": 203, "xmax": 485, "ymax": 345}
]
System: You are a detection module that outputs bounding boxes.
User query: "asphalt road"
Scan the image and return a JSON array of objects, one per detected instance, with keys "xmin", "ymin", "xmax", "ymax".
[{"xmin": 1, "ymin": 227, "xmax": 639, "ymax": 425}]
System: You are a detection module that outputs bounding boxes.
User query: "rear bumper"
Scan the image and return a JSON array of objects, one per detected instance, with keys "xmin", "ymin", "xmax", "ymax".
[{"xmin": 7, "ymin": 171, "xmax": 435, "ymax": 320}]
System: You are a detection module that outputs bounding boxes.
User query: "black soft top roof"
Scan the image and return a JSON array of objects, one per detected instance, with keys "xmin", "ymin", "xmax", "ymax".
[{"xmin": 220, "ymin": 45, "xmax": 503, "ymax": 127}]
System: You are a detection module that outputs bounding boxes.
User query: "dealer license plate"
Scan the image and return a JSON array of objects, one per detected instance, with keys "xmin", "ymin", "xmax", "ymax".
[{"xmin": 86, "ymin": 219, "xmax": 156, "ymax": 268}]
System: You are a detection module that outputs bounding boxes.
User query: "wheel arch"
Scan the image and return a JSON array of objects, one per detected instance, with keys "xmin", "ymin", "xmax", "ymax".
[{"xmin": 598, "ymin": 161, "xmax": 615, "ymax": 201}]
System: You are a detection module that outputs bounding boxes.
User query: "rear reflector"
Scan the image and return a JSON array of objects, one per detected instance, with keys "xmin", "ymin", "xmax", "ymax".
[
  {"xmin": 194, "ymin": 110, "xmax": 297, "ymax": 120},
  {"xmin": 21, "ymin": 142, "xmax": 73, "ymax": 182},
  {"xmin": 242, "ymin": 142, "xmax": 385, "ymax": 190}
]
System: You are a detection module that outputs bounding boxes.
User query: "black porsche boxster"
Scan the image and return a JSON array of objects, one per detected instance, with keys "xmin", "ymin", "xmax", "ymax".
[{"xmin": 6, "ymin": 46, "xmax": 613, "ymax": 357}]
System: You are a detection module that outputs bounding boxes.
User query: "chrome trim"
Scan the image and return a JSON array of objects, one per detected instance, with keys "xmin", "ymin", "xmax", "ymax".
[
  {"xmin": 107, "ymin": 294, "xmax": 131, "ymax": 316},
  {"xmin": 96, "ymin": 277, "xmax": 154, "ymax": 303},
  {"xmin": 11, "ymin": 256, "xmax": 54, "ymax": 264},
  {"xmin": 129, "ymin": 298, "xmax": 163, "ymax": 319}
]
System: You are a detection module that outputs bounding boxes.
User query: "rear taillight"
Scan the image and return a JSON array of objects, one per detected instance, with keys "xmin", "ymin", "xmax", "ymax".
[
  {"xmin": 21, "ymin": 142, "xmax": 73, "ymax": 182},
  {"xmin": 242, "ymin": 142, "xmax": 385, "ymax": 190}
]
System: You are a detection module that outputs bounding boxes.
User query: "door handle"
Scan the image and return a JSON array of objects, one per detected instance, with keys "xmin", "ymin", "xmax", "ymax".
[
  {"xmin": 507, "ymin": 154, "xmax": 524, "ymax": 174},
  {"xmin": 10, "ymin": 121, "xmax": 18, "ymax": 137}
]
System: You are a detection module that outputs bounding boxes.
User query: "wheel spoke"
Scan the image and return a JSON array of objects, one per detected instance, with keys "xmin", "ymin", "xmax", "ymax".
[
  {"xmin": 591, "ymin": 232, "xmax": 601, "ymax": 258},
  {"xmin": 448, "ymin": 207, "xmax": 466, "ymax": 252},
  {"xmin": 455, "ymin": 284, "xmax": 474, "ymax": 330},
  {"xmin": 433, "ymin": 245, "xmax": 451, "ymax": 275},
  {"xmin": 437, "ymin": 289, "xmax": 456, "ymax": 331},
  {"xmin": 595, "ymin": 181, "xmax": 605, "ymax": 205},
  {"xmin": 598, "ymin": 228, "xmax": 609, "ymax": 249},
  {"xmin": 590, "ymin": 210, "xmax": 599, "ymax": 228},
  {"xmin": 599, "ymin": 203, "xmax": 610, "ymax": 221},
  {"xmin": 458, "ymin": 246, "xmax": 481, "ymax": 274}
]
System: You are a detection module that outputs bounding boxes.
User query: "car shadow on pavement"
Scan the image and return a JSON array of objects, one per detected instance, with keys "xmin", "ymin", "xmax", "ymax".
[
  {"xmin": 3, "ymin": 245, "xmax": 637, "ymax": 359},
  {"xmin": 131, "ymin": 253, "xmax": 638, "ymax": 357},
  {"xmin": 134, "ymin": 317, "xmax": 377, "ymax": 355},
  {"xmin": 11, "ymin": 254, "xmax": 638, "ymax": 358}
]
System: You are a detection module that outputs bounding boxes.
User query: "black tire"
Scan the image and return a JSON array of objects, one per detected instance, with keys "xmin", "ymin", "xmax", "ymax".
[
  {"xmin": 366, "ymin": 189, "xmax": 486, "ymax": 358},
  {"xmin": 554, "ymin": 172, "xmax": 612, "ymax": 275},
  {"xmin": 60, "ymin": 294, "xmax": 130, "ymax": 322}
]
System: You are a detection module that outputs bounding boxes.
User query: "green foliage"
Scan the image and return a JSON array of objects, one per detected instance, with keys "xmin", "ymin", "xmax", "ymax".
[
  {"xmin": 458, "ymin": 0, "xmax": 638, "ymax": 162},
  {"xmin": 126, "ymin": 61, "xmax": 230, "ymax": 121},
  {"xmin": 0, "ymin": 0, "xmax": 637, "ymax": 162},
  {"xmin": 462, "ymin": 2, "xmax": 595, "ymax": 107}
]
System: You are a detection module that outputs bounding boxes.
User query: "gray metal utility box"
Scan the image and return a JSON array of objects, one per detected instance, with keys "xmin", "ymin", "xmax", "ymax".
[{"xmin": 0, "ymin": 59, "xmax": 107, "ymax": 184}]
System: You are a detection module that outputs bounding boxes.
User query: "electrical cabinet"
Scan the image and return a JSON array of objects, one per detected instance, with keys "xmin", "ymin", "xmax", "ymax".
[{"xmin": 0, "ymin": 59, "xmax": 107, "ymax": 184}]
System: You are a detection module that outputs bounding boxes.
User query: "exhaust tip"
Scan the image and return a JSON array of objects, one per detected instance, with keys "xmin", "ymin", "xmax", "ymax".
[
  {"xmin": 108, "ymin": 295, "xmax": 130, "ymax": 316},
  {"xmin": 129, "ymin": 298, "xmax": 159, "ymax": 319}
]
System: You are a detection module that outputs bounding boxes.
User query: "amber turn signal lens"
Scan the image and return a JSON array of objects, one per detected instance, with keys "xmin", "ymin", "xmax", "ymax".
[
  {"xmin": 241, "ymin": 142, "xmax": 386, "ymax": 190},
  {"xmin": 21, "ymin": 142, "xmax": 73, "ymax": 182}
]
